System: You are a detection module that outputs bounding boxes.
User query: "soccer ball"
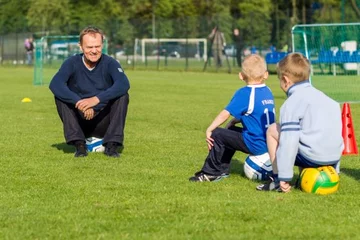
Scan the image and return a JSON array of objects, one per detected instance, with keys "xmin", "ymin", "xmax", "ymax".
[
  {"xmin": 85, "ymin": 137, "xmax": 105, "ymax": 152},
  {"xmin": 300, "ymin": 166, "xmax": 339, "ymax": 195},
  {"xmin": 243, "ymin": 153, "xmax": 273, "ymax": 181}
]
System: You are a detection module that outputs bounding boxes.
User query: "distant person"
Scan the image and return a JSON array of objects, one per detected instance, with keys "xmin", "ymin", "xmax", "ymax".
[
  {"xmin": 189, "ymin": 54, "xmax": 275, "ymax": 182},
  {"xmin": 232, "ymin": 28, "xmax": 244, "ymax": 68},
  {"xmin": 250, "ymin": 46, "xmax": 257, "ymax": 54},
  {"xmin": 49, "ymin": 26, "xmax": 130, "ymax": 158},
  {"xmin": 208, "ymin": 26, "xmax": 226, "ymax": 68},
  {"xmin": 256, "ymin": 53, "xmax": 344, "ymax": 192},
  {"xmin": 24, "ymin": 37, "xmax": 34, "ymax": 65}
]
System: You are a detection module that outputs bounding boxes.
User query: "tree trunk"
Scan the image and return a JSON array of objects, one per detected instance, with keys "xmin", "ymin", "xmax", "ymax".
[
  {"xmin": 302, "ymin": 0, "xmax": 306, "ymax": 24},
  {"xmin": 291, "ymin": 0, "xmax": 298, "ymax": 25},
  {"xmin": 350, "ymin": 0, "xmax": 360, "ymax": 18}
]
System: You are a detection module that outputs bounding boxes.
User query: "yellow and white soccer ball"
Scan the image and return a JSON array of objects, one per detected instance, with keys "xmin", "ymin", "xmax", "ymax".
[
  {"xmin": 85, "ymin": 137, "xmax": 105, "ymax": 152},
  {"xmin": 300, "ymin": 166, "xmax": 339, "ymax": 195}
]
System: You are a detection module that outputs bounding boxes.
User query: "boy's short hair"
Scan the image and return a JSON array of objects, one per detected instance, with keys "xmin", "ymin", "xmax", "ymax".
[
  {"xmin": 277, "ymin": 53, "xmax": 310, "ymax": 82},
  {"xmin": 241, "ymin": 54, "xmax": 267, "ymax": 81},
  {"xmin": 79, "ymin": 26, "xmax": 104, "ymax": 45}
]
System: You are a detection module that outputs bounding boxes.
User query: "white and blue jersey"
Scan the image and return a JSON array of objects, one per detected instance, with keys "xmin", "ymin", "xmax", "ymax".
[{"xmin": 225, "ymin": 84, "xmax": 275, "ymax": 155}]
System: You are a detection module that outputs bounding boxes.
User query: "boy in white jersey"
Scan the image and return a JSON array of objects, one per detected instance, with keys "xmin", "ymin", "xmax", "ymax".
[
  {"xmin": 189, "ymin": 54, "xmax": 275, "ymax": 182},
  {"xmin": 257, "ymin": 53, "xmax": 344, "ymax": 192}
]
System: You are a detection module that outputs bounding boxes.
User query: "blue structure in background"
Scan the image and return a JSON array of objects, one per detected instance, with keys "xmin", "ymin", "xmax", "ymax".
[
  {"xmin": 265, "ymin": 50, "xmax": 360, "ymax": 65},
  {"xmin": 265, "ymin": 51, "xmax": 288, "ymax": 64}
]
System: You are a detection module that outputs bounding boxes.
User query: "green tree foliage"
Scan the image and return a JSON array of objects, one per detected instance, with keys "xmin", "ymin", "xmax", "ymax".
[
  {"xmin": 171, "ymin": 0, "xmax": 197, "ymax": 37},
  {"xmin": 350, "ymin": 0, "xmax": 360, "ymax": 18},
  {"xmin": 194, "ymin": 0, "xmax": 232, "ymax": 39},
  {"xmin": 27, "ymin": 0, "xmax": 70, "ymax": 34},
  {"xmin": 235, "ymin": 0, "xmax": 272, "ymax": 50},
  {"xmin": 0, "ymin": 0, "xmax": 30, "ymax": 33},
  {"xmin": 0, "ymin": 0, "xmax": 357, "ymax": 51},
  {"xmin": 312, "ymin": 0, "xmax": 360, "ymax": 23}
]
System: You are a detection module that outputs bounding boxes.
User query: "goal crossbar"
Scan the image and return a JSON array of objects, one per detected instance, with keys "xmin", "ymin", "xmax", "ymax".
[{"xmin": 140, "ymin": 38, "xmax": 207, "ymax": 62}]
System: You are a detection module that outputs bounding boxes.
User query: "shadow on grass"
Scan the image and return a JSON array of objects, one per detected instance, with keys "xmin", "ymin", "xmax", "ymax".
[
  {"xmin": 51, "ymin": 142, "xmax": 125, "ymax": 154},
  {"xmin": 51, "ymin": 142, "xmax": 74, "ymax": 153},
  {"xmin": 341, "ymin": 167, "xmax": 360, "ymax": 181},
  {"xmin": 230, "ymin": 158, "xmax": 245, "ymax": 177},
  {"xmin": 230, "ymin": 158, "xmax": 301, "ymax": 187}
]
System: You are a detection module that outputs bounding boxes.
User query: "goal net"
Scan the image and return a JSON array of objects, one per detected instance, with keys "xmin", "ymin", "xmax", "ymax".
[
  {"xmin": 33, "ymin": 35, "xmax": 108, "ymax": 85},
  {"xmin": 292, "ymin": 23, "xmax": 360, "ymax": 103},
  {"xmin": 133, "ymin": 38, "xmax": 207, "ymax": 70}
]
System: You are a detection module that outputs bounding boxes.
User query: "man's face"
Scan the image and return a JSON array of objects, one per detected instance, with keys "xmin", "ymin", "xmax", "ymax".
[{"xmin": 80, "ymin": 33, "xmax": 103, "ymax": 63}]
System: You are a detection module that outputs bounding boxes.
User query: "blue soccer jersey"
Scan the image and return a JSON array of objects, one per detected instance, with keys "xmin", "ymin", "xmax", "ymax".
[{"xmin": 225, "ymin": 84, "xmax": 275, "ymax": 155}]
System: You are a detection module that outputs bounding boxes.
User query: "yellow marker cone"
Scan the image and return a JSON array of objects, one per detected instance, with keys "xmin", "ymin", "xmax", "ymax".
[{"xmin": 21, "ymin": 97, "xmax": 32, "ymax": 103}]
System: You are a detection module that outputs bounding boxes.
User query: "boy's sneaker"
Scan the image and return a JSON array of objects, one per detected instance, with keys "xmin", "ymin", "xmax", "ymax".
[
  {"xmin": 189, "ymin": 171, "xmax": 227, "ymax": 182},
  {"xmin": 74, "ymin": 141, "xmax": 88, "ymax": 157},
  {"xmin": 256, "ymin": 177, "xmax": 282, "ymax": 192},
  {"xmin": 221, "ymin": 173, "xmax": 230, "ymax": 178}
]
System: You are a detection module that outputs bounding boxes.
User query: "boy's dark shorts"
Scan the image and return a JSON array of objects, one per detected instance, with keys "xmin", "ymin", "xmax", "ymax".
[{"xmin": 295, "ymin": 153, "xmax": 339, "ymax": 169}]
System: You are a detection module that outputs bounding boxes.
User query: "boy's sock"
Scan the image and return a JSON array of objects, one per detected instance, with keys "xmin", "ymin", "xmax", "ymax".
[{"xmin": 272, "ymin": 174, "xmax": 279, "ymax": 185}]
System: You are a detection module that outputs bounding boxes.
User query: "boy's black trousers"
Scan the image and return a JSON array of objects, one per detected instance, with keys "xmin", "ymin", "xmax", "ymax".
[{"xmin": 200, "ymin": 126, "xmax": 251, "ymax": 176}]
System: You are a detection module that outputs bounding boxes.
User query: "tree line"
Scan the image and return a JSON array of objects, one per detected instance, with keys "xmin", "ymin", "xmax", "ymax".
[{"xmin": 0, "ymin": 0, "xmax": 359, "ymax": 50}]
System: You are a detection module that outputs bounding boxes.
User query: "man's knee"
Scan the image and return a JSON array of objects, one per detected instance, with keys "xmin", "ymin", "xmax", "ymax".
[
  {"xmin": 120, "ymin": 93, "xmax": 129, "ymax": 102},
  {"xmin": 113, "ymin": 93, "xmax": 129, "ymax": 107}
]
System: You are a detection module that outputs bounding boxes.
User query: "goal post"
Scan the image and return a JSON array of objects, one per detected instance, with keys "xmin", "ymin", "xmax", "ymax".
[
  {"xmin": 137, "ymin": 38, "xmax": 207, "ymax": 62},
  {"xmin": 291, "ymin": 22, "xmax": 360, "ymax": 103},
  {"xmin": 33, "ymin": 35, "xmax": 108, "ymax": 86}
]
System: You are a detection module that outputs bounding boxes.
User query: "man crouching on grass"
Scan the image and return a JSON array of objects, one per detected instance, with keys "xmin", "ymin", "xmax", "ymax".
[{"xmin": 49, "ymin": 26, "xmax": 130, "ymax": 158}]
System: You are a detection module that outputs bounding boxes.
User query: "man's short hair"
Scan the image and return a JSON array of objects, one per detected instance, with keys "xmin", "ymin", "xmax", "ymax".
[
  {"xmin": 277, "ymin": 53, "xmax": 310, "ymax": 82},
  {"xmin": 241, "ymin": 54, "xmax": 267, "ymax": 81},
  {"xmin": 79, "ymin": 26, "xmax": 104, "ymax": 45}
]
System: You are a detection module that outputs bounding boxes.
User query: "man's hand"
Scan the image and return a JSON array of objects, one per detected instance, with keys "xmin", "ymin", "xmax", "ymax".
[
  {"xmin": 280, "ymin": 181, "xmax": 291, "ymax": 193},
  {"xmin": 84, "ymin": 108, "xmax": 95, "ymax": 120},
  {"xmin": 76, "ymin": 96, "xmax": 100, "ymax": 112}
]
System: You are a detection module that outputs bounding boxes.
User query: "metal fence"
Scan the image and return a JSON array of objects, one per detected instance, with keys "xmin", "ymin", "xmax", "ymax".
[
  {"xmin": 0, "ymin": 12, "xmax": 294, "ymax": 71},
  {"xmin": 0, "ymin": 32, "xmax": 33, "ymax": 65}
]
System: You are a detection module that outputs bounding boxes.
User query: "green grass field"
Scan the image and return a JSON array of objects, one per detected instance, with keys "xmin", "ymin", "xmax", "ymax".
[{"xmin": 1, "ymin": 66, "xmax": 360, "ymax": 239}]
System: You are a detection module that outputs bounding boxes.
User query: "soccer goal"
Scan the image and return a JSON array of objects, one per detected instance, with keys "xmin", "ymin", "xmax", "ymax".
[
  {"xmin": 292, "ymin": 23, "xmax": 360, "ymax": 103},
  {"xmin": 33, "ymin": 35, "xmax": 108, "ymax": 85},
  {"xmin": 135, "ymin": 38, "xmax": 207, "ymax": 63}
]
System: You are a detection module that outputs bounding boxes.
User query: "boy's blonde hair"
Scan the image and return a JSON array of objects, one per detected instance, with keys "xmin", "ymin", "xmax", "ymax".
[
  {"xmin": 241, "ymin": 54, "xmax": 267, "ymax": 82},
  {"xmin": 277, "ymin": 53, "xmax": 310, "ymax": 82}
]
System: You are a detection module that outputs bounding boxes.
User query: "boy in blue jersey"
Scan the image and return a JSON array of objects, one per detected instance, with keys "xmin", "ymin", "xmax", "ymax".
[
  {"xmin": 257, "ymin": 53, "xmax": 344, "ymax": 192},
  {"xmin": 49, "ymin": 26, "xmax": 130, "ymax": 158},
  {"xmin": 189, "ymin": 54, "xmax": 275, "ymax": 182}
]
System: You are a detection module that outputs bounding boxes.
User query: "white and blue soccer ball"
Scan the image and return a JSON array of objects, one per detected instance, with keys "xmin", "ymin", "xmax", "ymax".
[
  {"xmin": 244, "ymin": 153, "xmax": 273, "ymax": 181},
  {"xmin": 85, "ymin": 137, "xmax": 105, "ymax": 152}
]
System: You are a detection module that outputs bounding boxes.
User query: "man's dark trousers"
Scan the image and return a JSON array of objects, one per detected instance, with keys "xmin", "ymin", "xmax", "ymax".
[{"xmin": 55, "ymin": 93, "xmax": 129, "ymax": 146}]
